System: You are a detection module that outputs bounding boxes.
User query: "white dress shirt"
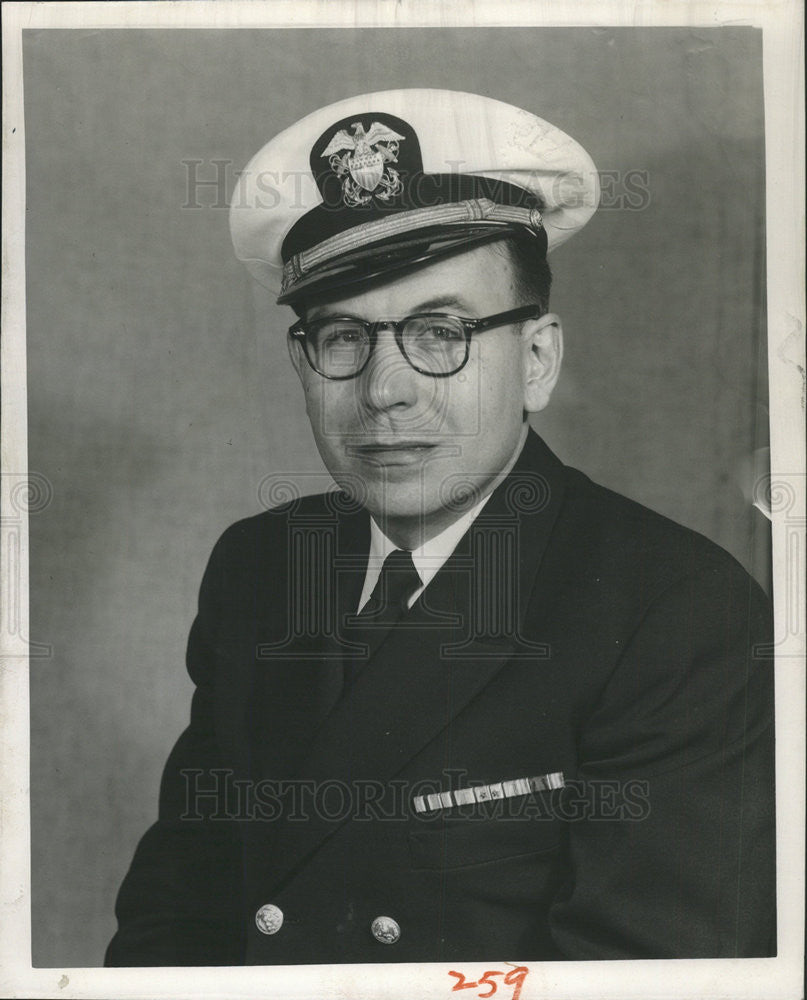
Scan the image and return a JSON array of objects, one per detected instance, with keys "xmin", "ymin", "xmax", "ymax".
[
  {"xmin": 356, "ymin": 426, "xmax": 529, "ymax": 612},
  {"xmin": 357, "ymin": 494, "xmax": 493, "ymax": 613}
]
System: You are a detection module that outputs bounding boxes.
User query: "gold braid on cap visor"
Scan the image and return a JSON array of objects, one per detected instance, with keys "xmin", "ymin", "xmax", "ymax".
[{"xmin": 280, "ymin": 198, "xmax": 544, "ymax": 295}]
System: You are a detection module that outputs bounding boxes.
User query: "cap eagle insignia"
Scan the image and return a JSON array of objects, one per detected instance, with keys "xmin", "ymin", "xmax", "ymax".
[{"xmin": 321, "ymin": 121, "xmax": 405, "ymax": 207}]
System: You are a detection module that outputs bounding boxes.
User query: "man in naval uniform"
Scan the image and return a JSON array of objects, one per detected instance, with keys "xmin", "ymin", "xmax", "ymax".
[{"xmin": 106, "ymin": 90, "xmax": 775, "ymax": 965}]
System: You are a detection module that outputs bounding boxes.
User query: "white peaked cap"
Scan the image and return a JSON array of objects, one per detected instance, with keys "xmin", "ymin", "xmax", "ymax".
[{"xmin": 229, "ymin": 89, "xmax": 599, "ymax": 304}]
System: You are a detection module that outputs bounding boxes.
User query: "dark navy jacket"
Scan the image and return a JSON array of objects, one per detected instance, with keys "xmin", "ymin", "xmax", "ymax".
[{"xmin": 106, "ymin": 431, "xmax": 775, "ymax": 965}]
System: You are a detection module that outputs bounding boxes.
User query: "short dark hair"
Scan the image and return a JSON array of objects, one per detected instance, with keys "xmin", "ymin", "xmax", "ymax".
[{"xmin": 494, "ymin": 233, "xmax": 553, "ymax": 315}]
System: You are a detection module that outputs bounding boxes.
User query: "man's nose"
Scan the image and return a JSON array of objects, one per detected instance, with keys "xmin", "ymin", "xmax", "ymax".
[{"xmin": 359, "ymin": 328, "xmax": 420, "ymax": 411}]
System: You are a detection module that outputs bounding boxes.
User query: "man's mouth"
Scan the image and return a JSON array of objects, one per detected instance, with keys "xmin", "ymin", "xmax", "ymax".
[{"xmin": 348, "ymin": 441, "xmax": 440, "ymax": 463}]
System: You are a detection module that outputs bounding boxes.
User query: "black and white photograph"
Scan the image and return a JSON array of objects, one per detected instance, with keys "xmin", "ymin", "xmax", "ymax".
[{"xmin": 1, "ymin": 2, "xmax": 804, "ymax": 998}]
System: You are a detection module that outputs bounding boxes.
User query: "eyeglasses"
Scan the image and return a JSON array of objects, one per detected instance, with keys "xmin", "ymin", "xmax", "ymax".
[{"xmin": 288, "ymin": 304, "xmax": 543, "ymax": 380}]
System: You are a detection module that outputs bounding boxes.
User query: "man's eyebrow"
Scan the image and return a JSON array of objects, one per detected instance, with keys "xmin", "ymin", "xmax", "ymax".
[
  {"xmin": 411, "ymin": 295, "xmax": 473, "ymax": 314},
  {"xmin": 305, "ymin": 295, "xmax": 474, "ymax": 323},
  {"xmin": 305, "ymin": 307, "xmax": 362, "ymax": 323}
]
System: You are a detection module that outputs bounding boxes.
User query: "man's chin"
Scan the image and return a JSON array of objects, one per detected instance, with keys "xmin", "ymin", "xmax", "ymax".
[
  {"xmin": 354, "ymin": 486, "xmax": 487, "ymax": 526},
  {"xmin": 331, "ymin": 462, "xmax": 493, "ymax": 513}
]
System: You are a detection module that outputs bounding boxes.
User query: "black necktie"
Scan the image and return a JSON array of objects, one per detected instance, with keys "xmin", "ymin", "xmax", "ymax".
[
  {"xmin": 343, "ymin": 549, "xmax": 421, "ymax": 691},
  {"xmin": 360, "ymin": 548, "xmax": 421, "ymax": 620}
]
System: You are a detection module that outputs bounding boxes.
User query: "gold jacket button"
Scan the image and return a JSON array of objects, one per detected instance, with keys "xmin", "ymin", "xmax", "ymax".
[
  {"xmin": 370, "ymin": 915, "xmax": 401, "ymax": 944},
  {"xmin": 255, "ymin": 903, "xmax": 284, "ymax": 935}
]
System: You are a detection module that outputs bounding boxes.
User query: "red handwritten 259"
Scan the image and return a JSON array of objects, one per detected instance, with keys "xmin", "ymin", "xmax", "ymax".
[{"xmin": 448, "ymin": 966, "xmax": 529, "ymax": 1000}]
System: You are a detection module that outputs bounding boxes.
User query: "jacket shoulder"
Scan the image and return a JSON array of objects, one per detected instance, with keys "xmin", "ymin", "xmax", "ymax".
[
  {"xmin": 556, "ymin": 464, "xmax": 764, "ymax": 598},
  {"xmin": 210, "ymin": 490, "xmax": 351, "ymax": 552}
]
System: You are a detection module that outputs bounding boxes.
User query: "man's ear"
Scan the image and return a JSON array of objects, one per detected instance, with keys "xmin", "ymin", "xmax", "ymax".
[{"xmin": 521, "ymin": 313, "xmax": 563, "ymax": 413}]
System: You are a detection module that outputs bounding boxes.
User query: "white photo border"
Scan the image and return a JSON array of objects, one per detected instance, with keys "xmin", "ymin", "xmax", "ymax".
[{"xmin": 1, "ymin": 2, "xmax": 804, "ymax": 998}]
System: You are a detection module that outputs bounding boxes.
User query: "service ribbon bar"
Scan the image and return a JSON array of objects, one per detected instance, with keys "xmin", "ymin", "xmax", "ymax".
[{"xmin": 413, "ymin": 772, "xmax": 565, "ymax": 815}]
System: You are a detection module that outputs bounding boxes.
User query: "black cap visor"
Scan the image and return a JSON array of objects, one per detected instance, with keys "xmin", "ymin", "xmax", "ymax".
[{"xmin": 278, "ymin": 221, "xmax": 546, "ymax": 307}]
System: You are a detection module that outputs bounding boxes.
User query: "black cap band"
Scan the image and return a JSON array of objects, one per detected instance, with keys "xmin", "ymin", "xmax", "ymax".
[{"xmin": 277, "ymin": 222, "xmax": 546, "ymax": 306}]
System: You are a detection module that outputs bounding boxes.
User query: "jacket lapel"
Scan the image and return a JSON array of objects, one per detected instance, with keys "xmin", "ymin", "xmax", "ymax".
[
  {"xmin": 246, "ymin": 502, "xmax": 370, "ymax": 780},
  {"xmin": 263, "ymin": 430, "xmax": 568, "ymax": 890}
]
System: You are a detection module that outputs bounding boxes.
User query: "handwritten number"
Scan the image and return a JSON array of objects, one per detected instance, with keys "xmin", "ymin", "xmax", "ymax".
[
  {"xmin": 449, "ymin": 968, "xmax": 528, "ymax": 999},
  {"xmin": 448, "ymin": 971, "xmax": 479, "ymax": 991},
  {"xmin": 503, "ymin": 966, "xmax": 529, "ymax": 1000},
  {"xmin": 477, "ymin": 970, "xmax": 502, "ymax": 997}
]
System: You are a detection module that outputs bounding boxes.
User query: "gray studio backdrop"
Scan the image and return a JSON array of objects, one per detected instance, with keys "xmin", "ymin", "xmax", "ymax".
[{"xmin": 24, "ymin": 27, "xmax": 767, "ymax": 966}]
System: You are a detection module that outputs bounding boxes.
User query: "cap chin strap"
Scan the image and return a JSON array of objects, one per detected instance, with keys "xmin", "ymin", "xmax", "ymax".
[{"xmin": 278, "ymin": 202, "xmax": 545, "ymax": 306}]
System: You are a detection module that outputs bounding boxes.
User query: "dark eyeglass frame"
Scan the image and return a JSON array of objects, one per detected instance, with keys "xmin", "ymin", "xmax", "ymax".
[{"xmin": 288, "ymin": 304, "xmax": 543, "ymax": 380}]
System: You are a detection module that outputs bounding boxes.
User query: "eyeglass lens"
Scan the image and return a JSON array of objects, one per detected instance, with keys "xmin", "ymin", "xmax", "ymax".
[{"xmin": 306, "ymin": 316, "xmax": 469, "ymax": 377}]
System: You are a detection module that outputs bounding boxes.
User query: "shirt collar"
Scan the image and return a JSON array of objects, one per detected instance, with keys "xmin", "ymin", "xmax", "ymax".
[
  {"xmin": 358, "ymin": 492, "xmax": 492, "ymax": 612},
  {"xmin": 356, "ymin": 425, "xmax": 530, "ymax": 612}
]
